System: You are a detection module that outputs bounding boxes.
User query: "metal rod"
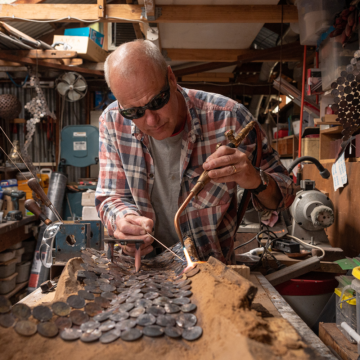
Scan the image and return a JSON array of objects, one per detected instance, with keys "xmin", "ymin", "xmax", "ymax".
[
  {"xmin": 0, "ymin": 145, "xmax": 28, "ymax": 181},
  {"xmin": 174, "ymin": 193, "xmax": 194, "ymax": 249},
  {"xmin": 145, "ymin": 232, "xmax": 185, "ymax": 262}
]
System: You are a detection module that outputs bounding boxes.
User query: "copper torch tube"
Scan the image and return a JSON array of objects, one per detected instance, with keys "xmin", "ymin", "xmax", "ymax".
[{"xmin": 174, "ymin": 192, "xmax": 194, "ymax": 248}]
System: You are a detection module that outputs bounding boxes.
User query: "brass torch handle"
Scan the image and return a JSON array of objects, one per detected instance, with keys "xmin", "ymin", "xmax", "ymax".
[{"xmin": 191, "ymin": 121, "xmax": 256, "ymax": 197}]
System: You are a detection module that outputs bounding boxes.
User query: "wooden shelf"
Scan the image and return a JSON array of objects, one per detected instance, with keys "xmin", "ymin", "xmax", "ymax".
[
  {"xmin": 4, "ymin": 281, "xmax": 28, "ymax": 299},
  {"xmin": 272, "ymin": 135, "xmax": 298, "ymax": 160}
]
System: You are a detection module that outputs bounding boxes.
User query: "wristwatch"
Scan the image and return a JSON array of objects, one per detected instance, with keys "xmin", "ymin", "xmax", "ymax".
[{"xmin": 252, "ymin": 167, "xmax": 270, "ymax": 195}]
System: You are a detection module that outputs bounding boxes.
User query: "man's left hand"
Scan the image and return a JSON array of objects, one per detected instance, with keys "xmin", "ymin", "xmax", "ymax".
[{"xmin": 202, "ymin": 146, "xmax": 261, "ymax": 189}]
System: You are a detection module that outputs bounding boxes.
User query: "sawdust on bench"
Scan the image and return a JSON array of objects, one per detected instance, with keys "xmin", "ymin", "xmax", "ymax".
[{"xmin": 0, "ymin": 259, "xmax": 319, "ymax": 360}]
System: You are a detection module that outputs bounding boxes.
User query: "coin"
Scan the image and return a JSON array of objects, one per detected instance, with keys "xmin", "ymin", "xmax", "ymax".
[
  {"xmin": 172, "ymin": 297, "xmax": 190, "ymax": 305},
  {"xmin": 55, "ymin": 316, "xmax": 72, "ymax": 330},
  {"xmin": 90, "ymin": 287, "xmax": 102, "ymax": 294},
  {"xmin": 78, "ymin": 290, "xmax": 95, "ymax": 300},
  {"xmin": 81, "ymin": 320, "xmax": 100, "ymax": 332},
  {"xmin": 156, "ymin": 314, "xmax": 176, "ymax": 327},
  {"xmin": 60, "ymin": 328, "xmax": 82, "ymax": 341},
  {"xmin": 52, "ymin": 302, "xmax": 71, "ymax": 317},
  {"xmin": 144, "ymin": 292, "xmax": 159, "ymax": 300},
  {"xmin": 116, "ymin": 319, "xmax": 137, "ymax": 330},
  {"xmin": 93, "ymin": 312, "xmax": 110, "ymax": 322},
  {"xmin": 124, "ymin": 280, "xmax": 139, "ymax": 287},
  {"xmin": 0, "ymin": 296, "xmax": 11, "ymax": 314},
  {"xmin": 67, "ymin": 295, "xmax": 85, "ymax": 309},
  {"xmin": 101, "ymin": 292, "xmax": 117, "ymax": 301},
  {"xmin": 0, "ymin": 313, "xmax": 15, "ymax": 328},
  {"xmin": 99, "ymin": 320, "xmax": 115, "ymax": 332},
  {"xmin": 15, "ymin": 320, "xmax": 37, "ymax": 336},
  {"xmin": 97, "ymin": 278, "xmax": 110, "ymax": 284},
  {"xmin": 178, "ymin": 290, "xmax": 192, "ymax": 297},
  {"xmin": 83, "ymin": 271, "xmax": 98, "ymax": 280},
  {"xmin": 129, "ymin": 307, "xmax": 145, "ymax": 318},
  {"xmin": 181, "ymin": 304, "xmax": 197, "ymax": 313},
  {"xmin": 119, "ymin": 303, "xmax": 135, "ymax": 312},
  {"xmin": 164, "ymin": 326, "xmax": 183, "ymax": 338},
  {"xmin": 121, "ymin": 328, "xmax": 142, "ymax": 341},
  {"xmin": 143, "ymin": 325, "xmax": 164, "ymax": 337},
  {"xmin": 147, "ymin": 306, "xmax": 165, "ymax": 317},
  {"xmin": 137, "ymin": 313, "xmax": 156, "ymax": 326},
  {"xmin": 164, "ymin": 304, "xmax": 181, "ymax": 314},
  {"xmin": 33, "ymin": 305, "xmax": 53, "ymax": 322},
  {"xmin": 185, "ymin": 267, "xmax": 200, "ymax": 278},
  {"xmin": 153, "ymin": 297, "xmax": 170, "ymax": 306},
  {"xmin": 182, "ymin": 326, "xmax": 203, "ymax": 341},
  {"xmin": 100, "ymin": 328, "xmax": 121, "ymax": 344},
  {"xmin": 94, "ymin": 296, "xmax": 111, "ymax": 309},
  {"xmin": 109, "ymin": 312, "xmax": 129, "ymax": 322},
  {"xmin": 80, "ymin": 328, "xmax": 102, "ymax": 342},
  {"xmin": 12, "ymin": 303, "xmax": 31, "ymax": 320},
  {"xmin": 70, "ymin": 309, "xmax": 89, "ymax": 325},
  {"xmin": 100, "ymin": 284, "xmax": 116, "ymax": 292},
  {"xmin": 85, "ymin": 302, "xmax": 102, "ymax": 317},
  {"xmin": 134, "ymin": 299, "xmax": 152, "ymax": 309},
  {"xmin": 176, "ymin": 279, "xmax": 191, "ymax": 288},
  {"xmin": 176, "ymin": 313, "xmax": 197, "ymax": 328},
  {"xmin": 126, "ymin": 296, "xmax": 140, "ymax": 303},
  {"xmin": 37, "ymin": 322, "xmax": 59, "ymax": 338},
  {"xmin": 101, "ymin": 273, "xmax": 113, "ymax": 280}
]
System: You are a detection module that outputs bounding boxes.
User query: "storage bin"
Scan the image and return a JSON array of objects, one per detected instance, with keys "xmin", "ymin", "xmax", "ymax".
[
  {"xmin": 0, "ymin": 272, "xmax": 17, "ymax": 295},
  {"xmin": 297, "ymin": 0, "xmax": 345, "ymax": 45},
  {"xmin": 0, "ymin": 250, "xmax": 15, "ymax": 263},
  {"xmin": 335, "ymin": 287, "xmax": 357, "ymax": 343},
  {"xmin": 320, "ymin": 34, "xmax": 358, "ymax": 90},
  {"xmin": 15, "ymin": 261, "xmax": 31, "ymax": 283},
  {"xmin": 301, "ymin": 138, "xmax": 320, "ymax": 160},
  {"xmin": 9, "ymin": 242, "xmax": 22, "ymax": 250},
  {"xmin": 0, "ymin": 259, "xmax": 17, "ymax": 279}
]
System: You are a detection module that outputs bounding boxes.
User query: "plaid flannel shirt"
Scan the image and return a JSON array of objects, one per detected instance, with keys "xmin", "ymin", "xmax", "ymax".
[{"xmin": 95, "ymin": 85, "xmax": 296, "ymax": 263}]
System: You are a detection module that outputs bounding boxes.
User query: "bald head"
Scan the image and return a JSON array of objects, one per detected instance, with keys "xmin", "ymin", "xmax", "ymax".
[{"xmin": 104, "ymin": 40, "xmax": 167, "ymax": 90}]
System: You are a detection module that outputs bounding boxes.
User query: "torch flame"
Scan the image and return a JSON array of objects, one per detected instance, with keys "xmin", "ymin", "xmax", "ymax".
[{"xmin": 183, "ymin": 247, "xmax": 195, "ymax": 272}]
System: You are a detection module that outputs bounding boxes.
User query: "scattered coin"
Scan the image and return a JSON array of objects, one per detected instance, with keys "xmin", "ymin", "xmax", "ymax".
[
  {"xmin": 33, "ymin": 305, "xmax": 53, "ymax": 322},
  {"xmin": 144, "ymin": 292, "xmax": 159, "ymax": 300},
  {"xmin": 12, "ymin": 303, "xmax": 31, "ymax": 320},
  {"xmin": 80, "ymin": 329, "xmax": 102, "ymax": 342},
  {"xmin": 81, "ymin": 320, "xmax": 100, "ymax": 332},
  {"xmin": 99, "ymin": 320, "xmax": 115, "ymax": 332},
  {"xmin": 67, "ymin": 295, "xmax": 85, "ymax": 309},
  {"xmin": 176, "ymin": 313, "xmax": 197, "ymax": 328},
  {"xmin": 179, "ymin": 285, "xmax": 192, "ymax": 291},
  {"xmin": 181, "ymin": 304, "xmax": 197, "ymax": 313},
  {"xmin": 100, "ymin": 284, "xmax": 116, "ymax": 292},
  {"xmin": 100, "ymin": 328, "xmax": 121, "ymax": 344},
  {"xmin": 164, "ymin": 304, "xmax": 181, "ymax": 314},
  {"xmin": 85, "ymin": 302, "xmax": 102, "ymax": 317},
  {"xmin": 89, "ymin": 287, "xmax": 102, "ymax": 294},
  {"xmin": 55, "ymin": 316, "xmax": 72, "ymax": 330},
  {"xmin": 52, "ymin": 302, "xmax": 71, "ymax": 317},
  {"xmin": 147, "ymin": 306, "xmax": 165, "ymax": 317},
  {"xmin": 78, "ymin": 290, "xmax": 95, "ymax": 300},
  {"xmin": 121, "ymin": 328, "xmax": 142, "ymax": 341},
  {"xmin": 129, "ymin": 307, "xmax": 145, "ymax": 318},
  {"xmin": 156, "ymin": 314, "xmax": 176, "ymax": 327},
  {"xmin": 182, "ymin": 326, "xmax": 203, "ymax": 341},
  {"xmin": 143, "ymin": 325, "xmax": 164, "ymax": 337},
  {"xmin": 177, "ymin": 290, "xmax": 192, "ymax": 297},
  {"xmin": 134, "ymin": 299, "xmax": 152, "ymax": 309},
  {"xmin": 70, "ymin": 310, "xmax": 89, "ymax": 325},
  {"xmin": 0, "ymin": 313, "xmax": 15, "ymax": 328},
  {"xmin": 124, "ymin": 280, "xmax": 139, "ymax": 287},
  {"xmin": 119, "ymin": 303, "xmax": 134, "ymax": 312},
  {"xmin": 172, "ymin": 298, "xmax": 190, "ymax": 306},
  {"xmin": 0, "ymin": 296, "xmax": 11, "ymax": 314},
  {"xmin": 60, "ymin": 328, "xmax": 82, "ymax": 341},
  {"xmin": 37, "ymin": 322, "xmax": 59, "ymax": 338},
  {"xmin": 153, "ymin": 297, "xmax": 170, "ymax": 306},
  {"xmin": 137, "ymin": 313, "xmax": 156, "ymax": 326},
  {"xmin": 15, "ymin": 320, "xmax": 37, "ymax": 336},
  {"xmin": 101, "ymin": 292, "xmax": 117, "ymax": 301},
  {"xmin": 93, "ymin": 311, "xmax": 110, "ymax": 322},
  {"xmin": 116, "ymin": 319, "xmax": 137, "ymax": 330},
  {"xmin": 83, "ymin": 271, "xmax": 98, "ymax": 280},
  {"xmin": 109, "ymin": 312, "xmax": 129, "ymax": 322},
  {"xmin": 164, "ymin": 326, "xmax": 183, "ymax": 338},
  {"xmin": 126, "ymin": 296, "xmax": 140, "ymax": 303}
]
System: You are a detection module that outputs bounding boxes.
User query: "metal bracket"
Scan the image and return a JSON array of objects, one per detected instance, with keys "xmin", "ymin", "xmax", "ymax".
[
  {"xmin": 141, "ymin": 6, "xmax": 162, "ymax": 21},
  {"xmin": 161, "ymin": 49, "xmax": 171, "ymax": 61}
]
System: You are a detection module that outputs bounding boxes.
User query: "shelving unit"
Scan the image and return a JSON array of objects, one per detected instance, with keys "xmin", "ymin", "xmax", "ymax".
[{"xmin": 272, "ymin": 135, "xmax": 298, "ymax": 159}]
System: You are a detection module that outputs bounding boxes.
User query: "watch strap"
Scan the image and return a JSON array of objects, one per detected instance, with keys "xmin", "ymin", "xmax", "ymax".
[{"xmin": 252, "ymin": 167, "xmax": 268, "ymax": 195}]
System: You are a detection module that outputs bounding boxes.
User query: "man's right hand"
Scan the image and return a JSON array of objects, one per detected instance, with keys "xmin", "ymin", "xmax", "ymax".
[{"xmin": 114, "ymin": 214, "xmax": 154, "ymax": 257}]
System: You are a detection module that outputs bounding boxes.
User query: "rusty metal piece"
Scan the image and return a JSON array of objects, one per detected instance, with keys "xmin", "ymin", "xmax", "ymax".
[
  {"xmin": 70, "ymin": 309, "xmax": 89, "ymax": 325},
  {"xmin": 33, "ymin": 305, "xmax": 53, "ymax": 322},
  {"xmin": 55, "ymin": 316, "xmax": 72, "ymax": 330},
  {"xmin": 40, "ymin": 280, "xmax": 56, "ymax": 293},
  {"xmin": 52, "ymin": 302, "xmax": 71, "ymax": 317},
  {"xmin": 14, "ymin": 320, "xmax": 37, "ymax": 336},
  {"xmin": 37, "ymin": 322, "xmax": 59, "ymax": 338},
  {"xmin": 12, "ymin": 303, "xmax": 31, "ymax": 320}
]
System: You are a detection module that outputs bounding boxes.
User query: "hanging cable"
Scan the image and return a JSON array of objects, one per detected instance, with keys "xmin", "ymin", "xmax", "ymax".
[{"xmin": 6, "ymin": 72, "xmax": 29, "ymax": 88}]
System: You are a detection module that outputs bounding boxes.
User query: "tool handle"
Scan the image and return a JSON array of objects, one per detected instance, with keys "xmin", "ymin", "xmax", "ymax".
[
  {"xmin": 25, "ymin": 199, "xmax": 52, "ymax": 225},
  {"xmin": 27, "ymin": 178, "xmax": 51, "ymax": 207}
]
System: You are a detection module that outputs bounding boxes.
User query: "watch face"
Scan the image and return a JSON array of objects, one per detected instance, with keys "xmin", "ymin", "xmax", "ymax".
[{"xmin": 260, "ymin": 170, "xmax": 269, "ymax": 186}]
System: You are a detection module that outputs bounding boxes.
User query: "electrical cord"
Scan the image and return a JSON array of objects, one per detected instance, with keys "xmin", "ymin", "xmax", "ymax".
[{"xmin": 285, "ymin": 234, "xmax": 326, "ymax": 259}]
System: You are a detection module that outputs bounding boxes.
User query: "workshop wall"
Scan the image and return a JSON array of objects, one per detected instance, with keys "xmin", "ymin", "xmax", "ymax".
[{"xmin": 303, "ymin": 162, "xmax": 360, "ymax": 257}]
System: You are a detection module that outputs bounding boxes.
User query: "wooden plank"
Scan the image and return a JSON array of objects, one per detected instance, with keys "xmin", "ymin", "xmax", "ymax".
[
  {"xmin": 4, "ymin": 281, "xmax": 28, "ymax": 300},
  {"xmin": 257, "ymin": 274, "xmax": 337, "ymax": 359},
  {"xmin": 265, "ymin": 256, "xmax": 321, "ymax": 286},
  {"xmin": 1, "ymin": 50, "xmax": 77, "ymax": 59},
  {"xmin": 0, "ymin": 59, "xmax": 83, "ymax": 67},
  {"xmin": 0, "ymin": 4, "xmax": 298, "ymax": 23},
  {"xmin": 165, "ymin": 48, "xmax": 302, "ymax": 63},
  {"xmin": 174, "ymin": 62, "xmax": 236, "ymax": 77},
  {"xmin": 182, "ymin": 75, "xmax": 231, "ymax": 83},
  {"xmin": 0, "ymin": 52, "xmax": 104, "ymax": 76},
  {"xmin": 144, "ymin": 0, "xmax": 155, "ymax": 19},
  {"xmin": 0, "ymin": 215, "xmax": 36, "ymax": 235},
  {"xmin": 97, "ymin": 0, "xmax": 105, "ymax": 18},
  {"xmin": 319, "ymin": 323, "xmax": 358, "ymax": 360}
]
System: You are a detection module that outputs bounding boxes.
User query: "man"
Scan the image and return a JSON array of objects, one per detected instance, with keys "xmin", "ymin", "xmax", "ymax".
[{"xmin": 95, "ymin": 40, "xmax": 296, "ymax": 264}]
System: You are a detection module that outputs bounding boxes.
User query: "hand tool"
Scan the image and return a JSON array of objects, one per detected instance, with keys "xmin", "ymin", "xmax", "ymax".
[
  {"xmin": 25, "ymin": 199, "xmax": 52, "ymax": 225},
  {"xmin": 3, "ymin": 189, "xmax": 26, "ymax": 221},
  {"xmin": 174, "ymin": 121, "xmax": 257, "ymax": 249}
]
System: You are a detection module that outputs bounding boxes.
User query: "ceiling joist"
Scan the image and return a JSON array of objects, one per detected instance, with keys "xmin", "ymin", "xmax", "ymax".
[{"xmin": 0, "ymin": 4, "xmax": 298, "ymax": 23}]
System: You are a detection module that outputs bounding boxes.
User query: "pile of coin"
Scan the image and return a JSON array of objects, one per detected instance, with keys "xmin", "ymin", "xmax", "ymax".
[{"xmin": 0, "ymin": 245, "xmax": 202, "ymax": 343}]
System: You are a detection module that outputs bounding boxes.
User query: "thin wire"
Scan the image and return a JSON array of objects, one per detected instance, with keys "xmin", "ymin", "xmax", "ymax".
[
  {"xmin": 0, "ymin": 145, "xmax": 28, "ymax": 180},
  {"xmin": 146, "ymin": 232, "xmax": 186, "ymax": 262},
  {"xmin": 179, "ymin": 81, "xmax": 273, "ymax": 87}
]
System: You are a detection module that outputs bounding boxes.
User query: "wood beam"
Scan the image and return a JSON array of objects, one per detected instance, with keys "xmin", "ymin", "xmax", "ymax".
[
  {"xmin": 1, "ymin": 50, "xmax": 77, "ymax": 59},
  {"xmin": 0, "ymin": 58, "xmax": 83, "ymax": 67},
  {"xmin": 174, "ymin": 62, "xmax": 237, "ymax": 77},
  {"xmin": 97, "ymin": 0, "xmax": 105, "ymax": 19},
  {"xmin": 0, "ymin": 52, "xmax": 102, "ymax": 76},
  {"xmin": 125, "ymin": 0, "xmax": 143, "ymax": 39},
  {"xmin": 144, "ymin": 0, "xmax": 155, "ymax": 19},
  {"xmin": 164, "ymin": 48, "xmax": 302, "ymax": 63},
  {"xmin": 0, "ymin": 4, "xmax": 298, "ymax": 23},
  {"xmin": 13, "ymin": 0, "xmax": 45, "ymax": 3}
]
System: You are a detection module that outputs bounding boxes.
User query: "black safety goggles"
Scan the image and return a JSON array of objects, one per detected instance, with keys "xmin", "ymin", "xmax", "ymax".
[{"xmin": 118, "ymin": 78, "xmax": 170, "ymax": 120}]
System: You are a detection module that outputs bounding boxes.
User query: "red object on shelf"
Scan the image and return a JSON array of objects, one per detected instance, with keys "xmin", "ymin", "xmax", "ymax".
[
  {"xmin": 274, "ymin": 130, "xmax": 288, "ymax": 139},
  {"xmin": 304, "ymin": 134, "xmax": 319, "ymax": 138}
]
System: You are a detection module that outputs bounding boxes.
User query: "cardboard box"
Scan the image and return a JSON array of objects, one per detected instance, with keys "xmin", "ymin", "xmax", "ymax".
[
  {"xmin": 53, "ymin": 35, "xmax": 108, "ymax": 62},
  {"xmin": 82, "ymin": 206, "xmax": 100, "ymax": 220},
  {"xmin": 81, "ymin": 192, "xmax": 96, "ymax": 206},
  {"xmin": 64, "ymin": 27, "xmax": 104, "ymax": 48},
  {"xmin": 301, "ymin": 138, "xmax": 319, "ymax": 160}
]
